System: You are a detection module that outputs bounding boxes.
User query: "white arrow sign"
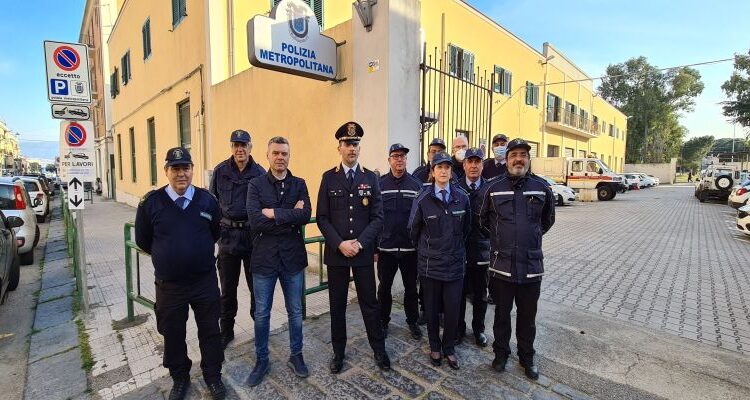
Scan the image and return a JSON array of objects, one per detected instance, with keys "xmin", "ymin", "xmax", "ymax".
[{"xmin": 68, "ymin": 178, "xmax": 85, "ymax": 210}]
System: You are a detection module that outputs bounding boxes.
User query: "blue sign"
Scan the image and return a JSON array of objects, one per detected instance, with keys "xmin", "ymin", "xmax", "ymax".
[{"xmin": 50, "ymin": 79, "xmax": 69, "ymax": 95}]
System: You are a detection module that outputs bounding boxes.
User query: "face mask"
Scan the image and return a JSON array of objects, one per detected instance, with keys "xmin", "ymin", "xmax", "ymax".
[
  {"xmin": 455, "ymin": 149, "xmax": 466, "ymax": 162},
  {"xmin": 494, "ymin": 145, "xmax": 507, "ymax": 160}
]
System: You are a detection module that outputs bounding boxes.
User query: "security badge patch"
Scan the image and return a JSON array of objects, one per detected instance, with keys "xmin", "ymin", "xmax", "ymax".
[
  {"xmin": 173, "ymin": 148, "xmax": 183, "ymax": 159},
  {"xmin": 358, "ymin": 183, "xmax": 372, "ymax": 206}
]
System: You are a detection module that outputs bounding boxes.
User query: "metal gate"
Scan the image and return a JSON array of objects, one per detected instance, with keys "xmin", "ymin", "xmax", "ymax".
[{"xmin": 419, "ymin": 45, "xmax": 495, "ymax": 164}]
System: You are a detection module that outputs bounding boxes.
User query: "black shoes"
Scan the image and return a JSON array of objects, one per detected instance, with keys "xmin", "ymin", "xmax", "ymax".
[
  {"xmin": 288, "ymin": 354, "xmax": 310, "ymax": 378},
  {"xmin": 206, "ymin": 380, "xmax": 227, "ymax": 400},
  {"xmin": 492, "ymin": 355, "xmax": 508, "ymax": 372},
  {"xmin": 168, "ymin": 378, "xmax": 190, "ymax": 400},
  {"xmin": 445, "ymin": 354, "xmax": 460, "ymax": 370},
  {"xmin": 408, "ymin": 323, "xmax": 423, "ymax": 340},
  {"xmin": 521, "ymin": 362, "xmax": 539, "ymax": 380},
  {"xmin": 475, "ymin": 332, "xmax": 488, "ymax": 347},
  {"xmin": 374, "ymin": 351, "xmax": 391, "ymax": 371},
  {"xmin": 329, "ymin": 354, "xmax": 345, "ymax": 374},
  {"xmin": 246, "ymin": 360, "xmax": 270, "ymax": 387},
  {"xmin": 430, "ymin": 352, "xmax": 442, "ymax": 366},
  {"xmin": 220, "ymin": 330, "xmax": 234, "ymax": 349}
]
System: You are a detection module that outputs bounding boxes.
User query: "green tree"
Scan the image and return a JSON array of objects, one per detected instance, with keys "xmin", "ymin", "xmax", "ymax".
[
  {"xmin": 599, "ymin": 56, "xmax": 704, "ymax": 163},
  {"xmin": 45, "ymin": 164, "xmax": 57, "ymax": 173},
  {"xmin": 681, "ymin": 135, "xmax": 715, "ymax": 172},
  {"xmin": 711, "ymin": 138, "xmax": 748, "ymax": 153},
  {"xmin": 722, "ymin": 50, "xmax": 750, "ymax": 139}
]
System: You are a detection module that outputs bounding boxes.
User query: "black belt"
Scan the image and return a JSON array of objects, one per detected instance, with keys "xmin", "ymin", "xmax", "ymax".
[{"xmin": 221, "ymin": 217, "xmax": 247, "ymax": 228}]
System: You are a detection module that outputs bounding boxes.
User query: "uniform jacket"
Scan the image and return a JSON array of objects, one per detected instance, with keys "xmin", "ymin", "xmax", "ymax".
[
  {"xmin": 451, "ymin": 157, "xmax": 466, "ymax": 181},
  {"xmin": 378, "ymin": 172, "xmax": 422, "ymax": 255},
  {"xmin": 412, "ymin": 164, "xmax": 430, "ymax": 183},
  {"xmin": 135, "ymin": 186, "xmax": 221, "ymax": 282},
  {"xmin": 408, "ymin": 184, "xmax": 471, "ymax": 281},
  {"xmin": 209, "ymin": 156, "xmax": 265, "ymax": 255},
  {"xmin": 482, "ymin": 159, "xmax": 508, "ymax": 180},
  {"xmin": 246, "ymin": 170, "xmax": 311, "ymax": 276},
  {"xmin": 316, "ymin": 164, "xmax": 383, "ymax": 267},
  {"xmin": 479, "ymin": 173, "xmax": 555, "ymax": 284},
  {"xmin": 457, "ymin": 177, "xmax": 491, "ymax": 267}
]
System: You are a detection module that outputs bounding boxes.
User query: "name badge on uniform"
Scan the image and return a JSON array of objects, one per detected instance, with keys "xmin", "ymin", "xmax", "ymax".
[
  {"xmin": 358, "ymin": 183, "xmax": 372, "ymax": 206},
  {"xmin": 200, "ymin": 211, "xmax": 213, "ymax": 221}
]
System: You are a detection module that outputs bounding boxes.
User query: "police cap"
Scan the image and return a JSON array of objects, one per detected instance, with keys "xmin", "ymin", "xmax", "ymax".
[
  {"xmin": 430, "ymin": 151, "xmax": 452, "ymax": 168},
  {"xmin": 428, "ymin": 137, "xmax": 447, "ymax": 150},
  {"xmin": 492, "ymin": 133, "xmax": 508, "ymax": 145},
  {"xmin": 335, "ymin": 122, "xmax": 364, "ymax": 142},
  {"xmin": 165, "ymin": 147, "xmax": 193, "ymax": 167},
  {"xmin": 506, "ymin": 138, "xmax": 532, "ymax": 153},
  {"xmin": 230, "ymin": 129, "xmax": 251, "ymax": 143},
  {"xmin": 389, "ymin": 143, "xmax": 409, "ymax": 155},
  {"xmin": 465, "ymin": 147, "xmax": 484, "ymax": 160}
]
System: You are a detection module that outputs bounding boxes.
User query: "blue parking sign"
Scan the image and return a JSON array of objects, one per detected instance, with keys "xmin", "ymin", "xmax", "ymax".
[{"xmin": 50, "ymin": 79, "xmax": 69, "ymax": 95}]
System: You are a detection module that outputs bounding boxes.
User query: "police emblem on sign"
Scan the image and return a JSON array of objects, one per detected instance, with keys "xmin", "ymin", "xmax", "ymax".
[
  {"xmin": 287, "ymin": 2, "xmax": 309, "ymax": 42},
  {"xmin": 74, "ymin": 81, "xmax": 85, "ymax": 94}
]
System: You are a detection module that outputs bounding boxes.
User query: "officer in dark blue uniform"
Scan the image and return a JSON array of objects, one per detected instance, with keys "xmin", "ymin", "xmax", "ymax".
[
  {"xmin": 135, "ymin": 147, "xmax": 226, "ymax": 400},
  {"xmin": 412, "ymin": 138, "xmax": 447, "ymax": 183},
  {"xmin": 457, "ymin": 147, "xmax": 490, "ymax": 348},
  {"xmin": 408, "ymin": 151, "xmax": 472, "ymax": 370},
  {"xmin": 317, "ymin": 122, "xmax": 391, "ymax": 373},
  {"xmin": 209, "ymin": 129, "xmax": 265, "ymax": 348},
  {"xmin": 483, "ymin": 134, "xmax": 509, "ymax": 179},
  {"xmin": 377, "ymin": 143, "xmax": 423, "ymax": 340},
  {"xmin": 479, "ymin": 138, "xmax": 555, "ymax": 380}
]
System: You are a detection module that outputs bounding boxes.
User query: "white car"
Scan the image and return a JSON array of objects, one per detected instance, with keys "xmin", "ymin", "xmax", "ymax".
[
  {"xmin": 621, "ymin": 174, "xmax": 641, "ymax": 190},
  {"xmin": 728, "ymin": 178, "xmax": 750, "ymax": 209},
  {"xmin": 0, "ymin": 178, "xmax": 40, "ymax": 265},
  {"xmin": 537, "ymin": 175, "xmax": 577, "ymax": 205},
  {"xmin": 634, "ymin": 173, "xmax": 656, "ymax": 188},
  {"xmin": 18, "ymin": 177, "xmax": 49, "ymax": 223},
  {"xmin": 737, "ymin": 204, "xmax": 750, "ymax": 236},
  {"xmin": 647, "ymin": 175, "xmax": 660, "ymax": 186}
]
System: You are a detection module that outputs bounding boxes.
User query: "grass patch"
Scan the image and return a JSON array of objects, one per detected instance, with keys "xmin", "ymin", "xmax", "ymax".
[{"xmin": 75, "ymin": 318, "xmax": 95, "ymax": 372}]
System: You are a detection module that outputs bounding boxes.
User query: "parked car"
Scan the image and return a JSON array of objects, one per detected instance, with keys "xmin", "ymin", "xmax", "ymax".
[
  {"xmin": 0, "ymin": 178, "xmax": 40, "ymax": 265},
  {"xmin": 621, "ymin": 173, "xmax": 642, "ymax": 190},
  {"xmin": 737, "ymin": 204, "xmax": 750, "ymax": 236},
  {"xmin": 18, "ymin": 177, "xmax": 49, "ymax": 223},
  {"xmin": 634, "ymin": 173, "xmax": 656, "ymax": 188},
  {"xmin": 646, "ymin": 175, "xmax": 660, "ymax": 186},
  {"xmin": 728, "ymin": 178, "xmax": 750, "ymax": 209},
  {"xmin": 0, "ymin": 210, "xmax": 23, "ymax": 304},
  {"xmin": 695, "ymin": 165, "xmax": 740, "ymax": 202},
  {"xmin": 537, "ymin": 174, "xmax": 577, "ymax": 206},
  {"xmin": 22, "ymin": 174, "xmax": 54, "ymax": 197}
]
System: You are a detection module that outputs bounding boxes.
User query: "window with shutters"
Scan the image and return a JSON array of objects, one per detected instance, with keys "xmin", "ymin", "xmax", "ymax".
[
  {"xmin": 148, "ymin": 118, "xmax": 157, "ymax": 186},
  {"xmin": 565, "ymin": 147, "xmax": 574, "ymax": 158},
  {"xmin": 121, "ymin": 51, "xmax": 131, "ymax": 85},
  {"xmin": 547, "ymin": 92, "xmax": 561, "ymax": 121},
  {"xmin": 117, "ymin": 134, "xmax": 123, "ymax": 180},
  {"xmin": 142, "ymin": 18, "xmax": 152, "ymax": 59},
  {"xmin": 524, "ymin": 81, "xmax": 539, "ymax": 107},
  {"xmin": 527, "ymin": 141, "xmax": 539, "ymax": 158},
  {"xmin": 178, "ymin": 100, "xmax": 191, "ymax": 150},
  {"xmin": 110, "ymin": 68, "xmax": 119, "ymax": 98},
  {"xmin": 172, "ymin": 0, "xmax": 187, "ymax": 27},
  {"xmin": 494, "ymin": 66, "xmax": 511, "ymax": 95},
  {"xmin": 592, "ymin": 115, "xmax": 599, "ymax": 134},
  {"xmin": 547, "ymin": 145, "xmax": 559, "ymax": 157},
  {"xmin": 129, "ymin": 127, "xmax": 137, "ymax": 183},
  {"xmin": 579, "ymin": 150, "xmax": 586, "ymax": 158},
  {"xmin": 448, "ymin": 44, "xmax": 475, "ymax": 82},
  {"xmin": 272, "ymin": 0, "xmax": 324, "ymax": 29}
]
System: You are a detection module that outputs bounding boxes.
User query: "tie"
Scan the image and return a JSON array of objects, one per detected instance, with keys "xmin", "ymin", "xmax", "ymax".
[
  {"xmin": 440, "ymin": 189, "xmax": 448, "ymax": 206},
  {"xmin": 175, "ymin": 196, "xmax": 187, "ymax": 209},
  {"xmin": 470, "ymin": 182, "xmax": 477, "ymax": 192},
  {"xmin": 347, "ymin": 169, "xmax": 354, "ymax": 185}
]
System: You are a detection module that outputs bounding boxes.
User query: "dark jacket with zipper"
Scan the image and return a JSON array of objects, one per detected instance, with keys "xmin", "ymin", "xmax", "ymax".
[
  {"xmin": 408, "ymin": 183, "xmax": 471, "ymax": 281},
  {"xmin": 457, "ymin": 177, "xmax": 491, "ymax": 267},
  {"xmin": 479, "ymin": 173, "xmax": 555, "ymax": 284},
  {"xmin": 246, "ymin": 170, "xmax": 311, "ymax": 276},
  {"xmin": 378, "ymin": 171, "xmax": 422, "ymax": 255},
  {"xmin": 316, "ymin": 164, "xmax": 383, "ymax": 267}
]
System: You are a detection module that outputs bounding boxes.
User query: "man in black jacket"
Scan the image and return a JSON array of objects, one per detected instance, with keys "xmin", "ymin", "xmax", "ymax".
[
  {"xmin": 317, "ymin": 122, "xmax": 390, "ymax": 373},
  {"xmin": 245, "ymin": 136, "xmax": 311, "ymax": 386},
  {"xmin": 482, "ymin": 133, "xmax": 509, "ymax": 179},
  {"xmin": 457, "ymin": 148, "xmax": 490, "ymax": 348},
  {"xmin": 135, "ymin": 147, "xmax": 226, "ymax": 400}
]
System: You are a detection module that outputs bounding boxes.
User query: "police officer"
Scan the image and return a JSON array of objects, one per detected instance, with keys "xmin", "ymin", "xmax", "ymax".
[
  {"xmin": 377, "ymin": 143, "xmax": 422, "ymax": 340},
  {"xmin": 408, "ymin": 151, "xmax": 471, "ymax": 370},
  {"xmin": 412, "ymin": 138, "xmax": 447, "ymax": 183},
  {"xmin": 317, "ymin": 122, "xmax": 391, "ymax": 373},
  {"xmin": 483, "ymin": 134, "xmax": 509, "ymax": 179},
  {"xmin": 450, "ymin": 135, "xmax": 469, "ymax": 181},
  {"xmin": 135, "ymin": 147, "xmax": 226, "ymax": 400},
  {"xmin": 456, "ymin": 147, "xmax": 490, "ymax": 348},
  {"xmin": 479, "ymin": 138, "xmax": 555, "ymax": 380},
  {"xmin": 209, "ymin": 129, "xmax": 265, "ymax": 348}
]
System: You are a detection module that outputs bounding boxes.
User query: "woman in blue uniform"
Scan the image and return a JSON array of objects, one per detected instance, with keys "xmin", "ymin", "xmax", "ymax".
[{"xmin": 408, "ymin": 151, "xmax": 471, "ymax": 369}]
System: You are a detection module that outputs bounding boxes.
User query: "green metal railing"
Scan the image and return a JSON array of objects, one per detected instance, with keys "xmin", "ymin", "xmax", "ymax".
[
  {"xmin": 61, "ymin": 192, "xmax": 84, "ymax": 301},
  {"xmin": 124, "ymin": 218, "xmax": 333, "ymax": 322}
]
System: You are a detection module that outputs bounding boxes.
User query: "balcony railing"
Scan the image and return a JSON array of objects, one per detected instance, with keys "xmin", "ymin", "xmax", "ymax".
[{"xmin": 546, "ymin": 108, "xmax": 599, "ymax": 138}]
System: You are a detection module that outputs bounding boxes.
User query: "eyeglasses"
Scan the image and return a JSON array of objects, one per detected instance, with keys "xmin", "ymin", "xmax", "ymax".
[{"xmin": 389, "ymin": 154, "xmax": 406, "ymax": 160}]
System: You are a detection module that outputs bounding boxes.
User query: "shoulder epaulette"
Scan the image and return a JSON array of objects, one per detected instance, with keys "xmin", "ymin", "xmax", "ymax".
[
  {"xmin": 139, "ymin": 189, "xmax": 157, "ymax": 206},
  {"xmin": 195, "ymin": 186, "xmax": 218, "ymax": 201}
]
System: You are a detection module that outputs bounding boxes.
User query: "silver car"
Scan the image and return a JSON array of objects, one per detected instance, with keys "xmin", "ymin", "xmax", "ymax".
[{"xmin": 0, "ymin": 178, "xmax": 40, "ymax": 265}]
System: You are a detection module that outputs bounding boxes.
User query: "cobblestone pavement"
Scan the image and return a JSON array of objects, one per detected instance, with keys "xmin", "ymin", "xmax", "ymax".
[{"xmin": 543, "ymin": 185, "xmax": 750, "ymax": 354}]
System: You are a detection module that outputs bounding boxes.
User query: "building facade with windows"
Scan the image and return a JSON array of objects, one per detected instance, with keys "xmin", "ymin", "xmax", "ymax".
[{"xmin": 105, "ymin": 0, "xmax": 625, "ymax": 206}]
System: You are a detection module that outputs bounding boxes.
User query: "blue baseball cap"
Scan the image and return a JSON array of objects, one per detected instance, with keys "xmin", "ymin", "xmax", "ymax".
[
  {"xmin": 429, "ymin": 137, "xmax": 447, "ymax": 149},
  {"xmin": 165, "ymin": 147, "xmax": 193, "ymax": 167},
  {"xmin": 389, "ymin": 143, "xmax": 409, "ymax": 154},
  {"xmin": 507, "ymin": 138, "xmax": 532, "ymax": 153},
  {"xmin": 230, "ymin": 129, "xmax": 251, "ymax": 143},
  {"xmin": 465, "ymin": 147, "xmax": 484, "ymax": 160},
  {"xmin": 430, "ymin": 151, "xmax": 452, "ymax": 168}
]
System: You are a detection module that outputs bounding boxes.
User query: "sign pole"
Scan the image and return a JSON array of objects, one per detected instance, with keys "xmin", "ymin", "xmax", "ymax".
[{"xmin": 75, "ymin": 209, "xmax": 89, "ymax": 312}]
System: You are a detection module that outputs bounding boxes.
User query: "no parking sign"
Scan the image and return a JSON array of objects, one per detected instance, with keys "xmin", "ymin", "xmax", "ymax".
[
  {"xmin": 59, "ymin": 121, "xmax": 95, "ymax": 181},
  {"xmin": 44, "ymin": 41, "xmax": 91, "ymax": 104}
]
